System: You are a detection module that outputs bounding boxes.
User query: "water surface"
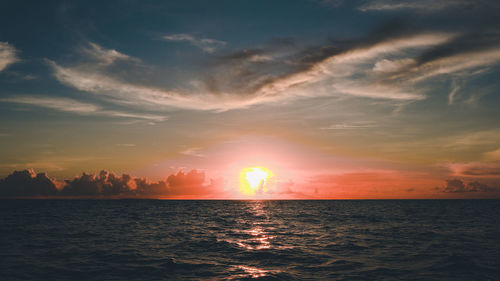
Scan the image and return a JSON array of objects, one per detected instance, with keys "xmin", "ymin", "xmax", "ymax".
[{"xmin": 1, "ymin": 200, "xmax": 499, "ymax": 280}]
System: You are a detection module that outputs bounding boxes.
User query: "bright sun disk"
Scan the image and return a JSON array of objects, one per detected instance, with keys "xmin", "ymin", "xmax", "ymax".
[{"xmin": 240, "ymin": 167, "xmax": 273, "ymax": 195}]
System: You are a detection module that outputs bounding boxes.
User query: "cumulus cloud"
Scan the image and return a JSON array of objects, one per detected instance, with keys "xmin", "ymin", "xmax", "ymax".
[
  {"xmin": 166, "ymin": 170, "xmax": 216, "ymax": 196},
  {"xmin": 440, "ymin": 179, "xmax": 499, "ymax": 193},
  {"xmin": 0, "ymin": 169, "xmax": 58, "ymax": 197},
  {"xmin": 162, "ymin": 33, "xmax": 226, "ymax": 53},
  {"xmin": 62, "ymin": 171, "xmax": 138, "ymax": 196},
  {"xmin": 0, "ymin": 42, "xmax": 19, "ymax": 72},
  {"xmin": 0, "ymin": 169, "xmax": 219, "ymax": 198}
]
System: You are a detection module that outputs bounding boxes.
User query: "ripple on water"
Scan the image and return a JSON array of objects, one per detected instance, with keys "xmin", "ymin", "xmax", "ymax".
[{"xmin": 1, "ymin": 199, "xmax": 500, "ymax": 280}]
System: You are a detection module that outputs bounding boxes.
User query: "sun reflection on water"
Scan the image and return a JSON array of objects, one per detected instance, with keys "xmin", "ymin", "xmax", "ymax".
[
  {"xmin": 236, "ymin": 201, "xmax": 275, "ymax": 250},
  {"xmin": 230, "ymin": 265, "xmax": 270, "ymax": 279},
  {"xmin": 223, "ymin": 201, "xmax": 282, "ymax": 278}
]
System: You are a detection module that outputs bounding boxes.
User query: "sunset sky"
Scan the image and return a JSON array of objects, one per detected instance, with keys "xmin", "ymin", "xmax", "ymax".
[{"xmin": 1, "ymin": 0, "xmax": 500, "ymax": 198}]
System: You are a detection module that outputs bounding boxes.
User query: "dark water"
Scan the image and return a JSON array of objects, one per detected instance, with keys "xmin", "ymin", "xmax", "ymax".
[{"xmin": 1, "ymin": 200, "xmax": 499, "ymax": 280}]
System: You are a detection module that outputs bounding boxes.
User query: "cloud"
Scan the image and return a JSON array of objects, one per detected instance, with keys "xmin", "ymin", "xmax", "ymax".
[
  {"xmin": 440, "ymin": 179, "xmax": 499, "ymax": 193},
  {"xmin": 49, "ymin": 24, "xmax": 500, "ymax": 112},
  {"xmin": 0, "ymin": 96, "xmax": 167, "ymax": 122},
  {"xmin": 162, "ymin": 33, "xmax": 226, "ymax": 53},
  {"xmin": 320, "ymin": 121, "xmax": 377, "ymax": 130},
  {"xmin": 0, "ymin": 169, "xmax": 59, "ymax": 197},
  {"xmin": 180, "ymin": 147, "xmax": 207, "ymax": 158},
  {"xmin": 81, "ymin": 42, "xmax": 137, "ymax": 65},
  {"xmin": 443, "ymin": 130, "xmax": 500, "ymax": 148},
  {"xmin": 444, "ymin": 162, "xmax": 500, "ymax": 178},
  {"xmin": 373, "ymin": 58, "xmax": 415, "ymax": 73},
  {"xmin": 166, "ymin": 170, "xmax": 217, "ymax": 196},
  {"xmin": 253, "ymin": 33, "xmax": 453, "ymax": 101},
  {"xmin": 448, "ymin": 79, "xmax": 461, "ymax": 105},
  {"xmin": 216, "ymin": 49, "xmax": 273, "ymax": 63},
  {"xmin": 0, "ymin": 42, "xmax": 19, "ymax": 72},
  {"xmin": 484, "ymin": 148, "xmax": 500, "ymax": 161},
  {"xmin": 62, "ymin": 171, "xmax": 137, "ymax": 196},
  {"xmin": 47, "ymin": 58, "xmax": 226, "ymax": 111},
  {"xmin": 116, "ymin": 143, "xmax": 136, "ymax": 147},
  {"xmin": 358, "ymin": 0, "xmax": 471, "ymax": 12},
  {"xmin": 0, "ymin": 169, "xmax": 220, "ymax": 198}
]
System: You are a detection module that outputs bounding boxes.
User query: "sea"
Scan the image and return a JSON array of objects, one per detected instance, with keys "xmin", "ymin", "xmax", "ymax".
[{"xmin": 1, "ymin": 200, "xmax": 499, "ymax": 280}]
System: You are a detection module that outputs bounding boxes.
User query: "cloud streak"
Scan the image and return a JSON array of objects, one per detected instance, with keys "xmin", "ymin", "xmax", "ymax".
[
  {"xmin": 0, "ymin": 96, "xmax": 167, "ymax": 122},
  {"xmin": 358, "ymin": 0, "xmax": 471, "ymax": 12},
  {"xmin": 162, "ymin": 33, "xmax": 226, "ymax": 53},
  {"xmin": 0, "ymin": 42, "xmax": 19, "ymax": 72},
  {"xmin": 81, "ymin": 42, "xmax": 137, "ymax": 65},
  {"xmin": 46, "ymin": 18, "xmax": 500, "ymax": 113}
]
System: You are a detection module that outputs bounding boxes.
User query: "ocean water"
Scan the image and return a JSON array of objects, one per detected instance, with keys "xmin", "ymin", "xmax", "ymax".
[{"xmin": 1, "ymin": 200, "xmax": 499, "ymax": 280}]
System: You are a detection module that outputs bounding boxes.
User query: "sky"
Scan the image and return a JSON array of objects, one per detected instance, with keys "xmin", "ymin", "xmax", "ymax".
[{"xmin": 1, "ymin": 0, "xmax": 500, "ymax": 198}]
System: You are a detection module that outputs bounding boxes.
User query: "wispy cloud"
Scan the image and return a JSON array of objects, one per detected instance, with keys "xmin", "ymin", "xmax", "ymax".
[
  {"xmin": 48, "ymin": 59, "xmax": 217, "ymax": 110},
  {"xmin": 0, "ymin": 96, "xmax": 167, "ymax": 122},
  {"xmin": 442, "ymin": 162, "xmax": 500, "ymax": 178},
  {"xmin": 358, "ymin": 0, "xmax": 471, "ymax": 12},
  {"xmin": 47, "ymin": 30, "xmax": 500, "ymax": 113},
  {"xmin": 81, "ymin": 42, "xmax": 138, "ymax": 66},
  {"xmin": 320, "ymin": 121, "xmax": 377, "ymax": 130},
  {"xmin": 180, "ymin": 147, "xmax": 206, "ymax": 158},
  {"xmin": 116, "ymin": 143, "xmax": 136, "ymax": 147},
  {"xmin": 253, "ymin": 33, "xmax": 454, "ymax": 101},
  {"xmin": 448, "ymin": 79, "xmax": 461, "ymax": 105},
  {"xmin": 0, "ymin": 42, "xmax": 19, "ymax": 72},
  {"xmin": 162, "ymin": 33, "xmax": 226, "ymax": 53},
  {"xmin": 484, "ymin": 148, "xmax": 500, "ymax": 161},
  {"xmin": 443, "ymin": 130, "xmax": 500, "ymax": 148}
]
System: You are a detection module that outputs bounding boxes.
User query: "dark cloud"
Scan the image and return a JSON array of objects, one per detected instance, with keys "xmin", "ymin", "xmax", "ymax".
[
  {"xmin": 62, "ymin": 171, "xmax": 138, "ymax": 196},
  {"xmin": 20, "ymin": 0, "xmax": 500, "ymax": 112},
  {"xmin": 460, "ymin": 167, "xmax": 500, "ymax": 177},
  {"xmin": 440, "ymin": 179, "xmax": 499, "ymax": 193},
  {"xmin": 215, "ymin": 49, "xmax": 268, "ymax": 64},
  {"xmin": 201, "ymin": 5, "xmax": 500, "ymax": 100},
  {"xmin": 416, "ymin": 31, "xmax": 500, "ymax": 66},
  {"xmin": 0, "ymin": 169, "xmax": 218, "ymax": 198},
  {"xmin": 0, "ymin": 169, "xmax": 58, "ymax": 197},
  {"xmin": 289, "ymin": 45, "xmax": 343, "ymax": 66},
  {"xmin": 203, "ymin": 41, "xmax": 343, "ymax": 96}
]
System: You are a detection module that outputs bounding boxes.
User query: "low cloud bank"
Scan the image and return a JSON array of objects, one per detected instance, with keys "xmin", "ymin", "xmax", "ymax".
[
  {"xmin": 0, "ymin": 169, "xmax": 217, "ymax": 198},
  {"xmin": 439, "ymin": 179, "xmax": 499, "ymax": 193},
  {"xmin": 0, "ymin": 170, "xmax": 58, "ymax": 197}
]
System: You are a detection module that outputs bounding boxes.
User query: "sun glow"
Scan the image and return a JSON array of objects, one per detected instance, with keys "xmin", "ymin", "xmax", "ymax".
[{"xmin": 240, "ymin": 167, "xmax": 273, "ymax": 195}]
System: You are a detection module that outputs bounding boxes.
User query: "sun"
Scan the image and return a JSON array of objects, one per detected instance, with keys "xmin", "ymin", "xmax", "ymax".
[{"xmin": 240, "ymin": 167, "xmax": 273, "ymax": 195}]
